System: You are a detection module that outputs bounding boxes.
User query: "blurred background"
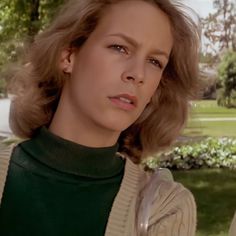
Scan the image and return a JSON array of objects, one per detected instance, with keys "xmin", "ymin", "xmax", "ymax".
[{"xmin": 0, "ymin": 1, "xmax": 235, "ymax": 235}]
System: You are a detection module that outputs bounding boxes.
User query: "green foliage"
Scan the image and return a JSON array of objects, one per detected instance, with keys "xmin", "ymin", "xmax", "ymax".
[
  {"xmin": 40, "ymin": 0, "xmax": 65, "ymax": 30},
  {"xmin": 0, "ymin": 0, "xmax": 65, "ymax": 93},
  {"xmin": 0, "ymin": 0, "xmax": 64, "ymax": 42},
  {"xmin": 200, "ymin": 52, "xmax": 217, "ymax": 66},
  {"xmin": 217, "ymin": 51, "xmax": 236, "ymax": 107},
  {"xmin": 145, "ymin": 137, "xmax": 236, "ymax": 170}
]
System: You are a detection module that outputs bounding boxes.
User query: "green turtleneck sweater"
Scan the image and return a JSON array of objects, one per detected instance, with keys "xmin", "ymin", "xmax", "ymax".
[{"xmin": 0, "ymin": 127, "xmax": 125, "ymax": 236}]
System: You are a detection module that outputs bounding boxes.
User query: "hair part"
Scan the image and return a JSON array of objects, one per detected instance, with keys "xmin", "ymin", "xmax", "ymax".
[{"xmin": 9, "ymin": 0, "xmax": 201, "ymax": 163}]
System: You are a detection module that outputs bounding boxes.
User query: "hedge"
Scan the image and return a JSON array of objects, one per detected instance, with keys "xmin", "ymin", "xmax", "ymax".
[{"xmin": 145, "ymin": 137, "xmax": 236, "ymax": 170}]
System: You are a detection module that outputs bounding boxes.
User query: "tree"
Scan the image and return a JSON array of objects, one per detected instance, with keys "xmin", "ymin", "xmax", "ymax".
[
  {"xmin": 202, "ymin": 0, "xmax": 236, "ymax": 58},
  {"xmin": 202, "ymin": 0, "xmax": 236, "ymax": 108},
  {"xmin": 0, "ymin": 0, "xmax": 64, "ymax": 97},
  {"xmin": 217, "ymin": 51, "xmax": 236, "ymax": 107},
  {"xmin": 0, "ymin": 0, "xmax": 64, "ymax": 42}
]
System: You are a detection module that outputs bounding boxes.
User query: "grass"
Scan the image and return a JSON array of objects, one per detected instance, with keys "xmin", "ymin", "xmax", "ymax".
[
  {"xmin": 173, "ymin": 169, "xmax": 236, "ymax": 236},
  {"xmin": 184, "ymin": 100, "xmax": 236, "ymax": 137},
  {"xmin": 190, "ymin": 100, "xmax": 236, "ymax": 117},
  {"xmin": 185, "ymin": 120, "xmax": 236, "ymax": 137}
]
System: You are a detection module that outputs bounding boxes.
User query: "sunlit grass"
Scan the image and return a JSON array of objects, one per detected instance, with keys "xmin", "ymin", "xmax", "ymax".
[
  {"xmin": 174, "ymin": 169, "xmax": 236, "ymax": 236},
  {"xmin": 190, "ymin": 100, "xmax": 236, "ymax": 117},
  {"xmin": 184, "ymin": 100, "xmax": 236, "ymax": 137}
]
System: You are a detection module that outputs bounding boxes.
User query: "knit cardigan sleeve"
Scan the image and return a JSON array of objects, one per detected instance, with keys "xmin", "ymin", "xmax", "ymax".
[
  {"xmin": 106, "ymin": 159, "xmax": 197, "ymax": 236},
  {"xmin": 0, "ymin": 143, "xmax": 15, "ymax": 205},
  {"xmin": 229, "ymin": 212, "xmax": 236, "ymax": 236},
  {"xmin": 147, "ymin": 181, "xmax": 197, "ymax": 236}
]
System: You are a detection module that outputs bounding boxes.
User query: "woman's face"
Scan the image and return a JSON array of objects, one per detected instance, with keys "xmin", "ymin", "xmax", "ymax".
[{"xmin": 61, "ymin": 0, "xmax": 173, "ymax": 139}]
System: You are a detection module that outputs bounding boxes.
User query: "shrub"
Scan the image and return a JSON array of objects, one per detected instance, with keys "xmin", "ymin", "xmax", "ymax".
[
  {"xmin": 145, "ymin": 137, "xmax": 236, "ymax": 170},
  {"xmin": 217, "ymin": 51, "xmax": 236, "ymax": 108}
]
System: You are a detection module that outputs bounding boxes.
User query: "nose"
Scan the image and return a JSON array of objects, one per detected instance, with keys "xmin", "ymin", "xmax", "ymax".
[{"xmin": 121, "ymin": 59, "xmax": 145, "ymax": 85}]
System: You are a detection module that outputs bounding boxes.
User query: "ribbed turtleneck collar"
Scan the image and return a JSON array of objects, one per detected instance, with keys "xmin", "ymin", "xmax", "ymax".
[{"xmin": 21, "ymin": 127, "xmax": 125, "ymax": 179}]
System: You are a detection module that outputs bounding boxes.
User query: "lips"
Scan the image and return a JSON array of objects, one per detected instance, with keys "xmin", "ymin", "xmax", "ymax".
[{"xmin": 108, "ymin": 93, "xmax": 138, "ymax": 111}]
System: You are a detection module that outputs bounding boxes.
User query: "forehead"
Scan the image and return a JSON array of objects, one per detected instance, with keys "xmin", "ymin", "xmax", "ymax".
[{"xmin": 91, "ymin": 0, "xmax": 173, "ymax": 53}]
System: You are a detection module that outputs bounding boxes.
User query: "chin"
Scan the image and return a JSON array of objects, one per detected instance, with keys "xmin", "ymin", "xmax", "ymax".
[
  {"xmin": 96, "ymin": 110, "xmax": 140, "ymax": 133},
  {"xmin": 103, "ymin": 117, "xmax": 137, "ymax": 132}
]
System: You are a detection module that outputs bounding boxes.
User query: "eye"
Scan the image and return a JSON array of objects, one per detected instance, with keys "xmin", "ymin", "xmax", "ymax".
[
  {"xmin": 109, "ymin": 44, "xmax": 128, "ymax": 54},
  {"xmin": 148, "ymin": 57, "xmax": 164, "ymax": 69}
]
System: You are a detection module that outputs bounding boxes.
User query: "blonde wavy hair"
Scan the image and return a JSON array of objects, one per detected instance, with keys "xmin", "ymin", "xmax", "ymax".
[{"xmin": 9, "ymin": 0, "xmax": 201, "ymax": 163}]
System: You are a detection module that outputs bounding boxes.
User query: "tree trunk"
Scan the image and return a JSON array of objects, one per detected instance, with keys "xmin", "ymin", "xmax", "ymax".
[{"xmin": 28, "ymin": 0, "xmax": 40, "ymax": 41}]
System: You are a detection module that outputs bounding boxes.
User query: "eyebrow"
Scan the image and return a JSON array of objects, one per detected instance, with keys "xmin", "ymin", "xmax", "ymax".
[{"xmin": 107, "ymin": 33, "xmax": 170, "ymax": 60}]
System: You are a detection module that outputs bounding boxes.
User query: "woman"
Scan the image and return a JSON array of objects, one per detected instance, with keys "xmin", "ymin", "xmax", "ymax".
[{"xmin": 0, "ymin": 0, "xmax": 201, "ymax": 235}]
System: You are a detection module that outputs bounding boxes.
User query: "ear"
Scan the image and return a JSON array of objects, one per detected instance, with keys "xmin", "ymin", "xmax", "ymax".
[{"xmin": 59, "ymin": 48, "xmax": 75, "ymax": 74}]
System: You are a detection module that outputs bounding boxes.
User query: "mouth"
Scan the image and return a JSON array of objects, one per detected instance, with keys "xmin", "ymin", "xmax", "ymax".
[{"xmin": 108, "ymin": 94, "xmax": 138, "ymax": 111}]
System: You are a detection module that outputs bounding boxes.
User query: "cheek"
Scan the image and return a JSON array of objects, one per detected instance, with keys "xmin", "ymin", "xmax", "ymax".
[{"xmin": 144, "ymin": 79, "xmax": 161, "ymax": 102}]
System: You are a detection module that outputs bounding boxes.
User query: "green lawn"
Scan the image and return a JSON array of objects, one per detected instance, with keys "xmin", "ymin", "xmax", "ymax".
[
  {"xmin": 190, "ymin": 100, "xmax": 236, "ymax": 117},
  {"xmin": 184, "ymin": 100, "xmax": 236, "ymax": 137},
  {"xmin": 174, "ymin": 169, "xmax": 236, "ymax": 236},
  {"xmin": 180, "ymin": 100, "xmax": 236, "ymax": 235}
]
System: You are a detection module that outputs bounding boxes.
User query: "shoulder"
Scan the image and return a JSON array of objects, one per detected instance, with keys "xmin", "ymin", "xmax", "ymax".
[
  {"xmin": 0, "ymin": 137, "xmax": 24, "ymax": 159},
  {"xmin": 153, "ymin": 169, "xmax": 195, "ymax": 206},
  {"xmin": 124, "ymin": 160, "xmax": 195, "ymax": 210},
  {"xmin": 147, "ymin": 169, "xmax": 196, "ymax": 235},
  {"xmin": 229, "ymin": 212, "xmax": 236, "ymax": 236},
  {"xmin": 0, "ymin": 139, "xmax": 27, "ymax": 184},
  {"xmin": 0, "ymin": 141, "xmax": 17, "ymax": 204},
  {"xmin": 0, "ymin": 141, "xmax": 16, "ymax": 165}
]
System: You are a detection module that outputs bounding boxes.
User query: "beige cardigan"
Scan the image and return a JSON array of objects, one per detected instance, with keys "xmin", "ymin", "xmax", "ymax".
[
  {"xmin": 229, "ymin": 212, "xmax": 236, "ymax": 236},
  {"xmin": 0, "ymin": 143, "xmax": 196, "ymax": 236}
]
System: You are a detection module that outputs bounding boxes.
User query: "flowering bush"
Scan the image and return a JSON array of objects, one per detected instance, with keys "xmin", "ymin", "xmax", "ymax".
[{"xmin": 145, "ymin": 137, "xmax": 236, "ymax": 170}]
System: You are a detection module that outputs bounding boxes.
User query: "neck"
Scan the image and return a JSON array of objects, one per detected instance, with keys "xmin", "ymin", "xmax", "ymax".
[{"xmin": 49, "ymin": 95, "xmax": 120, "ymax": 148}]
